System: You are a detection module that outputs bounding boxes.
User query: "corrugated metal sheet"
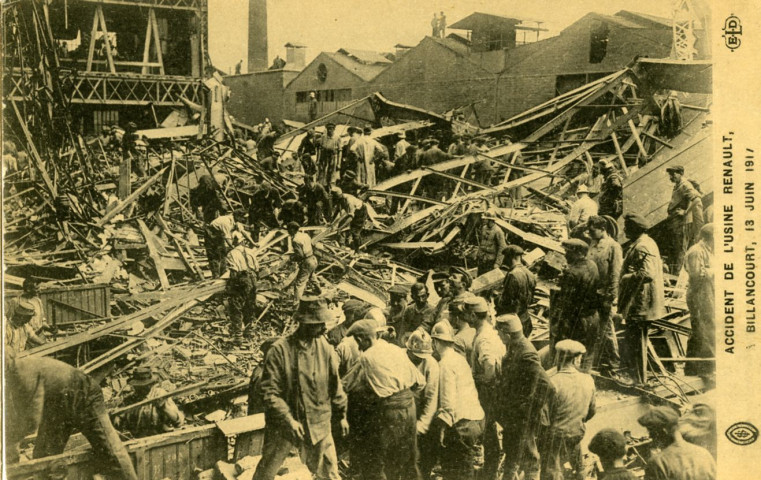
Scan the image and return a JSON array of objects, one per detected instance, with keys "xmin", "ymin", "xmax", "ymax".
[{"xmin": 39, "ymin": 283, "xmax": 111, "ymax": 326}]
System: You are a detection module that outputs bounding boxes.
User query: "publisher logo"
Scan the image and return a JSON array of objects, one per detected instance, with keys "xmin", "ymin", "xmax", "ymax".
[
  {"xmin": 725, "ymin": 422, "xmax": 759, "ymax": 446},
  {"xmin": 722, "ymin": 15, "xmax": 742, "ymax": 52}
]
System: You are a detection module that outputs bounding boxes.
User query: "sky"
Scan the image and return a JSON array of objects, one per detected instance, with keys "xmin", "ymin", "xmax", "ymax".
[{"xmin": 208, "ymin": 0, "xmax": 676, "ymax": 74}]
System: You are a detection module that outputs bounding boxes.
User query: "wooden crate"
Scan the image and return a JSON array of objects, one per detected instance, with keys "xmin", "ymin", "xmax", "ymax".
[{"xmin": 39, "ymin": 283, "xmax": 111, "ymax": 327}]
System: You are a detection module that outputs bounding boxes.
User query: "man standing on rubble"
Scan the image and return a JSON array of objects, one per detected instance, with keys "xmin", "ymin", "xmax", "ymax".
[
  {"xmin": 6, "ymin": 277, "xmax": 48, "ymax": 336},
  {"xmin": 597, "ymin": 160, "xmax": 623, "ymax": 219},
  {"xmin": 287, "ymin": 222, "xmax": 318, "ymax": 304},
  {"xmin": 207, "ymin": 207, "xmax": 247, "ymax": 277},
  {"xmin": 618, "ymin": 214, "xmax": 665, "ymax": 384},
  {"xmin": 253, "ymin": 297, "xmax": 348, "ymax": 480},
  {"xmin": 551, "ymin": 239, "xmax": 600, "ymax": 370},
  {"xmin": 498, "ymin": 245, "xmax": 537, "ymax": 337},
  {"xmin": 666, "ymin": 165, "xmax": 704, "ymax": 271},
  {"xmin": 395, "ymin": 131, "xmax": 411, "ymax": 161},
  {"xmin": 540, "ymin": 340, "xmax": 596, "ymax": 480},
  {"xmin": 191, "ymin": 174, "xmax": 227, "ymax": 274},
  {"xmin": 343, "ymin": 319, "xmax": 425, "ymax": 480},
  {"xmin": 6, "ymin": 352, "xmax": 139, "ymax": 480},
  {"xmin": 299, "ymin": 174, "xmax": 332, "ymax": 226},
  {"xmin": 248, "ymin": 180, "xmax": 282, "ymax": 241},
  {"xmin": 477, "ymin": 211, "xmax": 507, "ymax": 277},
  {"xmin": 352, "ymin": 126, "xmax": 386, "ymax": 187},
  {"xmin": 318, "ymin": 123, "xmax": 341, "ymax": 185},
  {"xmin": 586, "ymin": 216, "xmax": 623, "ymax": 374},
  {"xmin": 567, "ymin": 184, "xmax": 598, "ymax": 233},
  {"xmin": 226, "ymin": 231, "xmax": 259, "ymax": 340},
  {"xmin": 403, "ymin": 283, "xmax": 437, "ymax": 338},
  {"xmin": 116, "ymin": 366, "xmax": 184, "ymax": 438},
  {"xmin": 495, "ymin": 314, "xmax": 554, "ymax": 480},
  {"xmin": 464, "ymin": 296, "xmax": 506, "ymax": 480},
  {"xmin": 331, "ymin": 187, "xmax": 369, "ymax": 251},
  {"xmin": 683, "ymin": 224, "xmax": 715, "ymax": 377},
  {"xmin": 5, "ymin": 298, "xmax": 46, "ymax": 354}
]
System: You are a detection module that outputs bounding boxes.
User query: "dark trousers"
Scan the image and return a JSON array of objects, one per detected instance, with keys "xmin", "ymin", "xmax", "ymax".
[
  {"xmin": 34, "ymin": 376, "xmax": 138, "ymax": 480},
  {"xmin": 480, "ymin": 413, "xmax": 502, "ymax": 480},
  {"xmin": 204, "ymin": 228, "xmax": 227, "ymax": 277},
  {"xmin": 539, "ymin": 431, "xmax": 583, "ymax": 480},
  {"xmin": 253, "ymin": 425, "xmax": 340, "ymax": 480},
  {"xmin": 622, "ymin": 317, "xmax": 649, "ymax": 384},
  {"xmin": 593, "ymin": 305, "xmax": 620, "ymax": 372},
  {"xmin": 685, "ymin": 284, "xmax": 715, "ymax": 376},
  {"xmin": 227, "ymin": 270, "xmax": 257, "ymax": 336},
  {"xmin": 519, "ymin": 312, "xmax": 533, "ymax": 339},
  {"xmin": 418, "ymin": 429, "xmax": 439, "ymax": 478},
  {"xmin": 440, "ymin": 419, "xmax": 484, "ymax": 480},
  {"xmin": 502, "ymin": 421, "xmax": 540, "ymax": 480}
]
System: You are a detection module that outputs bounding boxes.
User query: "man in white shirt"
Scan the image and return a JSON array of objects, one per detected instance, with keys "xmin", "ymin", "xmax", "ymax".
[
  {"xmin": 344, "ymin": 319, "xmax": 425, "ymax": 480},
  {"xmin": 567, "ymin": 184, "xmax": 598, "ymax": 233},
  {"xmin": 225, "ymin": 232, "xmax": 259, "ymax": 339},
  {"xmin": 431, "ymin": 321, "xmax": 485, "ymax": 480},
  {"xmin": 405, "ymin": 329, "xmax": 440, "ymax": 477},
  {"xmin": 286, "ymin": 222, "xmax": 318, "ymax": 303}
]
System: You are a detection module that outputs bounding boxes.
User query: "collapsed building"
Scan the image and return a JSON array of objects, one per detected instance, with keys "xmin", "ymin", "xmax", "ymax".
[{"xmin": 3, "ymin": 3, "xmax": 714, "ymax": 479}]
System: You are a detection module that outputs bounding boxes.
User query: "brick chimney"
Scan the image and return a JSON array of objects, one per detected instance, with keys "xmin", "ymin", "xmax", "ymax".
[
  {"xmin": 285, "ymin": 43, "xmax": 306, "ymax": 70},
  {"xmin": 248, "ymin": 0, "xmax": 268, "ymax": 72}
]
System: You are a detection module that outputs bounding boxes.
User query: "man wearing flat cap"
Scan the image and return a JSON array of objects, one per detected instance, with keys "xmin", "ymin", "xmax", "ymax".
[
  {"xmin": 666, "ymin": 165, "xmax": 704, "ymax": 271},
  {"xmin": 336, "ymin": 169, "xmax": 367, "ymax": 198},
  {"xmin": 116, "ymin": 366, "xmax": 184, "ymax": 438},
  {"xmin": 449, "ymin": 298, "xmax": 476, "ymax": 362},
  {"xmin": 551, "ymin": 238, "xmax": 600, "ymax": 370},
  {"xmin": 435, "ymin": 267, "xmax": 474, "ymax": 323},
  {"xmin": 403, "ymin": 282, "xmax": 437, "ymax": 337},
  {"xmin": 405, "ymin": 330, "xmax": 440, "ymax": 477},
  {"xmin": 498, "ymin": 244, "xmax": 537, "ymax": 337},
  {"xmin": 494, "ymin": 314, "xmax": 554, "ymax": 480},
  {"xmin": 254, "ymin": 296, "xmax": 348, "ymax": 480},
  {"xmin": 477, "ymin": 211, "xmax": 508, "ymax": 276},
  {"xmin": 540, "ymin": 340, "xmax": 595, "ymax": 480},
  {"xmin": 5, "ymin": 298, "xmax": 46, "ymax": 354},
  {"xmin": 619, "ymin": 214, "xmax": 665, "ymax": 384},
  {"xmin": 598, "ymin": 160, "xmax": 623, "ymax": 219},
  {"xmin": 588, "ymin": 429, "xmax": 636, "ymax": 480},
  {"xmin": 637, "ymin": 406, "xmax": 715, "ymax": 480},
  {"xmin": 317, "ymin": 123, "xmax": 341, "ymax": 185},
  {"xmin": 343, "ymin": 319, "xmax": 425, "ymax": 480},
  {"xmin": 394, "ymin": 131, "xmax": 411, "ymax": 162},
  {"xmin": 683, "ymin": 224, "xmax": 715, "ymax": 376},
  {"xmin": 465, "ymin": 296, "xmax": 506, "ymax": 480},
  {"xmin": 299, "ymin": 174, "xmax": 332, "ymax": 226}
]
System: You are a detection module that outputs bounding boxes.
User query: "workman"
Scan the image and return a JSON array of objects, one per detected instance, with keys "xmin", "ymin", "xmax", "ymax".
[
  {"xmin": 587, "ymin": 429, "xmax": 637, "ymax": 480},
  {"xmin": 683, "ymin": 223, "xmax": 715, "ymax": 376},
  {"xmin": 618, "ymin": 214, "xmax": 665, "ymax": 384},
  {"xmin": 567, "ymin": 184, "xmax": 598, "ymax": 232},
  {"xmin": 226, "ymin": 231, "xmax": 259, "ymax": 339},
  {"xmin": 666, "ymin": 165, "xmax": 704, "ymax": 271},
  {"xmin": 5, "ymin": 353, "xmax": 139, "ymax": 480},
  {"xmin": 540, "ymin": 340, "xmax": 596, "ymax": 480},
  {"xmin": 286, "ymin": 222, "xmax": 318, "ymax": 304},
  {"xmin": 637, "ymin": 407, "xmax": 715, "ymax": 480},
  {"xmin": 586, "ymin": 216, "xmax": 623, "ymax": 374},
  {"xmin": 435, "ymin": 267, "xmax": 473, "ymax": 322},
  {"xmin": 464, "ymin": 296, "xmax": 506, "ymax": 480},
  {"xmin": 394, "ymin": 131, "xmax": 411, "ymax": 160},
  {"xmin": 5, "ymin": 298, "xmax": 46, "ymax": 354},
  {"xmin": 330, "ymin": 300, "xmax": 367, "ymax": 377},
  {"xmin": 207, "ymin": 207, "xmax": 247, "ymax": 277},
  {"xmin": 351, "ymin": 126, "xmax": 386, "ymax": 187},
  {"xmin": 249, "ymin": 180, "xmax": 282, "ymax": 241},
  {"xmin": 308, "ymin": 91, "xmax": 318, "ymax": 122},
  {"xmin": 253, "ymin": 297, "xmax": 348, "ymax": 480},
  {"xmin": 248, "ymin": 337, "xmax": 278, "ymax": 415},
  {"xmin": 598, "ymin": 160, "xmax": 623, "ymax": 219},
  {"xmin": 191, "ymin": 175, "xmax": 227, "ymax": 273},
  {"xmin": 449, "ymin": 298, "xmax": 476, "ymax": 362},
  {"xmin": 405, "ymin": 329, "xmax": 440, "ymax": 477},
  {"xmin": 116, "ymin": 366, "xmax": 184, "ymax": 438},
  {"xmin": 430, "ymin": 321, "xmax": 484, "ymax": 480},
  {"xmin": 551, "ymin": 238, "xmax": 599, "ymax": 370},
  {"xmin": 318, "ymin": 123, "xmax": 341, "ymax": 185},
  {"xmin": 497, "ymin": 245, "xmax": 537, "ymax": 337},
  {"xmin": 403, "ymin": 283, "xmax": 437, "ymax": 339},
  {"xmin": 386, "ymin": 284, "xmax": 410, "ymax": 346},
  {"xmin": 343, "ymin": 319, "xmax": 425, "ymax": 480},
  {"xmin": 336, "ymin": 170, "xmax": 367, "ymax": 197},
  {"xmin": 331, "ymin": 187, "xmax": 368, "ymax": 251},
  {"xmin": 299, "ymin": 174, "xmax": 332, "ymax": 225},
  {"xmin": 477, "ymin": 211, "xmax": 507, "ymax": 276},
  {"xmin": 495, "ymin": 314, "xmax": 554, "ymax": 480},
  {"xmin": 278, "ymin": 192, "xmax": 306, "ymax": 227},
  {"xmin": 6, "ymin": 277, "xmax": 48, "ymax": 335}
]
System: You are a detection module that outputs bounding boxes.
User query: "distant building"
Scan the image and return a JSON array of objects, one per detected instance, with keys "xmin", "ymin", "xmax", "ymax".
[{"xmin": 225, "ymin": 69, "xmax": 300, "ymax": 126}]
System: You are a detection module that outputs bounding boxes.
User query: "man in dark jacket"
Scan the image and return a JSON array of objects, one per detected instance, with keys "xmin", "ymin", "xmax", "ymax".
[
  {"xmin": 248, "ymin": 180, "xmax": 282, "ymax": 241},
  {"xmin": 253, "ymin": 297, "xmax": 348, "ymax": 480},
  {"xmin": 495, "ymin": 314, "xmax": 555, "ymax": 480},
  {"xmin": 551, "ymin": 239, "xmax": 600, "ymax": 370},
  {"xmin": 498, "ymin": 245, "xmax": 537, "ymax": 337},
  {"xmin": 299, "ymin": 174, "xmax": 332, "ymax": 226},
  {"xmin": 402, "ymin": 283, "xmax": 437, "ymax": 337},
  {"xmin": 598, "ymin": 160, "xmax": 623, "ymax": 219}
]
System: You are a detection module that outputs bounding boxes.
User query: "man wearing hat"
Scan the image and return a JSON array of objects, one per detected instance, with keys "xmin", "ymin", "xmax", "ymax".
[
  {"xmin": 402, "ymin": 282, "xmax": 437, "ymax": 337},
  {"xmin": 308, "ymin": 91, "xmax": 318, "ymax": 121},
  {"xmin": 386, "ymin": 284, "xmax": 410, "ymax": 346},
  {"xmin": 465, "ymin": 296, "xmax": 506, "ymax": 480},
  {"xmin": 587, "ymin": 429, "xmax": 636, "ymax": 480},
  {"xmin": 666, "ymin": 165, "xmax": 704, "ymax": 271},
  {"xmin": 5, "ymin": 297, "xmax": 46, "ymax": 354},
  {"xmin": 336, "ymin": 169, "xmax": 367, "ymax": 197},
  {"xmin": 498, "ymin": 244, "xmax": 537, "ymax": 337},
  {"xmin": 299, "ymin": 173, "xmax": 332, "ymax": 225},
  {"xmin": 567, "ymin": 184, "xmax": 598, "ymax": 232},
  {"xmin": 597, "ymin": 160, "xmax": 623, "ymax": 219},
  {"xmin": 619, "ymin": 214, "xmax": 665, "ymax": 384},
  {"xmin": 286, "ymin": 222, "xmax": 318, "ymax": 304},
  {"xmin": 208, "ymin": 206, "xmax": 247, "ymax": 277},
  {"xmin": 6, "ymin": 277, "xmax": 48, "ymax": 335},
  {"xmin": 447, "ymin": 135, "xmax": 466, "ymax": 156},
  {"xmin": 225, "ymin": 231, "xmax": 260, "ymax": 340},
  {"xmin": 394, "ymin": 131, "xmax": 411, "ymax": 162},
  {"xmin": 343, "ymin": 319, "xmax": 425, "ymax": 480},
  {"xmin": 350, "ymin": 126, "xmax": 386, "ymax": 187},
  {"xmin": 495, "ymin": 314, "xmax": 554, "ymax": 480},
  {"xmin": 332, "ymin": 187, "xmax": 369, "ymax": 251},
  {"xmin": 254, "ymin": 296, "xmax": 347, "ymax": 480},
  {"xmin": 587, "ymin": 216, "xmax": 623, "ymax": 374},
  {"xmin": 435, "ymin": 266, "xmax": 473, "ymax": 323},
  {"xmin": 683, "ymin": 223, "xmax": 715, "ymax": 376},
  {"xmin": 318, "ymin": 123, "xmax": 341, "ymax": 185},
  {"xmin": 637, "ymin": 406, "xmax": 715, "ymax": 480},
  {"xmin": 551, "ymin": 239, "xmax": 600, "ymax": 370},
  {"xmin": 248, "ymin": 180, "xmax": 283, "ymax": 241},
  {"xmin": 430, "ymin": 321, "xmax": 484, "ymax": 480},
  {"xmin": 6, "ymin": 353, "xmax": 139, "ymax": 479},
  {"xmin": 116, "ymin": 366, "xmax": 184, "ymax": 438},
  {"xmin": 540, "ymin": 340, "xmax": 596, "ymax": 480},
  {"xmin": 405, "ymin": 330, "xmax": 441, "ymax": 477},
  {"xmin": 419, "ymin": 139, "xmax": 452, "ymax": 199},
  {"xmin": 477, "ymin": 211, "xmax": 508, "ymax": 276}
]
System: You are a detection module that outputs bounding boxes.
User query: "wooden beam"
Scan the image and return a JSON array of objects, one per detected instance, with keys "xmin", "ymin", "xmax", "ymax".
[
  {"xmin": 11, "ymin": 103, "xmax": 58, "ymax": 197},
  {"xmin": 621, "ymin": 106, "xmax": 648, "ymax": 159},
  {"xmin": 149, "ymin": 8, "xmax": 165, "ymax": 75},
  {"xmin": 610, "ymin": 131, "xmax": 629, "ymax": 175},
  {"xmin": 86, "ymin": 7, "xmax": 99, "ymax": 71},
  {"xmin": 96, "ymin": 6, "xmax": 117, "ymax": 73},
  {"xmin": 96, "ymin": 167, "xmax": 168, "ymax": 226},
  {"xmin": 138, "ymin": 219, "xmax": 170, "ymax": 290},
  {"xmin": 141, "ymin": 6, "xmax": 153, "ymax": 75}
]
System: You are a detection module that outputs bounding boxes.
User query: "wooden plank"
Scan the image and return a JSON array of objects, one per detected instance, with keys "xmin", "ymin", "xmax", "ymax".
[
  {"xmin": 494, "ymin": 218, "xmax": 564, "ymax": 253},
  {"xmin": 97, "ymin": 167, "xmax": 168, "ymax": 226},
  {"xmin": 141, "ymin": 7, "xmax": 153, "ymax": 75},
  {"xmin": 149, "ymin": 8, "xmax": 165, "ymax": 75},
  {"xmin": 138, "ymin": 219, "xmax": 170, "ymax": 290},
  {"xmin": 96, "ymin": 6, "xmax": 117, "ymax": 73},
  {"xmin": 12, "ymin": 103, "xmax": 57, "ymax": 197},
  {"xmin": 86, "ymin": 7, "xmax": 98, "ymax": 71}
]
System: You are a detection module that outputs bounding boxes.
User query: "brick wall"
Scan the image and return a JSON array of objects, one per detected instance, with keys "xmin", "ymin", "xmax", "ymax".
[{"xmin": 224, "ymin": 70, "xmax": 299, "ymax": 125}]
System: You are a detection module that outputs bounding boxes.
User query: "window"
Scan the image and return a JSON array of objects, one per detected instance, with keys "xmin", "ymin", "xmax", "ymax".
[
  {"xmin": 297, "ymin": 89, "xmax": 353, "ymax": 103},
  {"xmin": 296, "ymin": 91, "xmax": 309, "ymax": 103},
  {"xmin": 589, "ymin": 21, "xmax": 609, "ymax": 64},
  {"xmin": 94, "ymin": 110, "xmax": 119, "ymax": 133},
  {"xmin": 317, "ymin": 63, "xmax": 328, "ymax": 82}
]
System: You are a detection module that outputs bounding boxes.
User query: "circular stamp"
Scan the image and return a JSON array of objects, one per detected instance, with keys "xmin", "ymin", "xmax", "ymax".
[{"xmin": 725, "ymin": 422, "xmax": 759, "ymax": 446}]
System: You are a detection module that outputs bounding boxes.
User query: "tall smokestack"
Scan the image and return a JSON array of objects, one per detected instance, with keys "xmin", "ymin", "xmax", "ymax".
[{"xmin": 248, "ymin": 0, "xmax": 268, "ymax": 72}]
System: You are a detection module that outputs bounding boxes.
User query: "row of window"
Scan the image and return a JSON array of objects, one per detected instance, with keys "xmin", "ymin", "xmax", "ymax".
[{"xmin": 295, "ymin": 89, "xmax": 353, "ymax": 103}]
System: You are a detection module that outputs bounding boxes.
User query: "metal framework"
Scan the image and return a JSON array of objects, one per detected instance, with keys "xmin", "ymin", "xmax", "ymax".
[
  {"xmin": 672, "ymin": 0, "xmax": 698, "ymax": 60},
  {"xmin": 78, "ymin": 0, "xmax": 203, "ymax": 11}
]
